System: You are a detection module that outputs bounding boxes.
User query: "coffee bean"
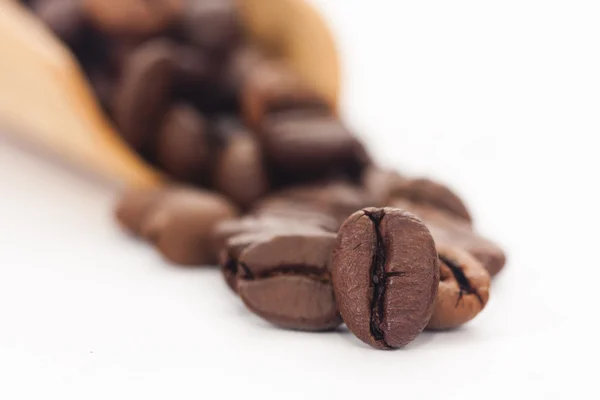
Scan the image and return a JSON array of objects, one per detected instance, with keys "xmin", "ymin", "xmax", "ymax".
[
  {"xmin": 139, "ymin": 187, "xmax": 238, "ymax": 265},
  {"xmin": 33, "ymin": 0, "xmax": 85, "ymax": 46},
  {"xmin": 155, "ymin": 103, "xmax": 211, "ymax": 184},
  {"xmin": 114, "ymin": 187, "xmax": 164, "ymax": 236},
  {"xmin": 391, "ymin": 178, "xmax": 472, "ymax": 223},
  {"xmin": 113, "ymin": 39, "xmax": 175, "ymax": 153},
  {"xmin": 211, "ymin": 118, "xmax": 270, "ymax": 208},
  {"xmin": 84, "ymin": 0, "xmax": 183, "ymax": 37},
  {"xmin": 181, "ymin": 0, "xmax": 240, "ymax": 51},
  {"xmin": 427, "ymin": 243, "xmax": 491, "ymax": 330},
  {"xmin": 391, "ymin": 199, "xmax": 506, "ymax": 276},
  {"xmin": 87, "ymin": 68, "xmax": 116, "ymax": 113},
  {"xmin": 262, "ymin": 113, "xmax": 368, "ymax": 180},
  {"xmin": 332, "ymin": 207, "xmax": 439, "ymax": 349},
  {"xmin": 361, "ymin": 166, "xmax": 408, "ymax": 207},
  {"xmin": 241, "ymin": 61, "xmax": 331, "ymax": 127},
  {"xmin": 172, "ymin": 45, "xmax": 219, "ymax": 88},
  {"xmin": 258, "ymin": 180, "xmax": 374, "ymax": 225},
  {"xmin": 232, "ymin": 231, "xmax": 342, "ymax": 331}
]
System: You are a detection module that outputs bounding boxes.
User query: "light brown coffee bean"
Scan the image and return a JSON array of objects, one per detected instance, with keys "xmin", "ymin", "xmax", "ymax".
[
  {"xmin": 114, "ymin": 187, "xmax": 164, "ymax": 236},
  {"xmin": 85, "ymin": 0, "xmax": 183, "ymax": 36},
  {"xmin": 140, "ymin": 188, "xmax": 238, "ymax": 266},
  {"xmin": 427, "ymin": 243, "xmax": 490, "ymax": 330}
]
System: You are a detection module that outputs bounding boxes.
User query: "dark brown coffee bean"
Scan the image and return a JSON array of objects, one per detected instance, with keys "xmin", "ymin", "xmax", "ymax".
[
  {"xmin": 84, "ymin": 0, "xmax": 183, "ymax": 37},
  {"xmin": 361, "ymin": 166, "xmax": 408, "ymax": 207},
  {"xmin": 181, "ymin": 0, "xmax": 240, "ymax": 51},
  {"xmin": 233, "ymin": 231, "xmax": 342, "ymax": 331},
  {"xmin": 87, "ymin": 68, "xmax": 116, "ymax": 113},
  {"xmin": 33, "ymin": 0, "xmax": 85, "ymax": 46},
  {"xmin": 261, "ymin": 113, "xmax": 367, "ymax": 179},
  {"xmin": 172, "ymin": 45, "xmax": 218, "ymax": 88},
  {"xmin": 113, "ymin": 39, "xmax": 175, "ymax": 152},
  {"xmin": 211, "ymin": 123, "xmax": 270, "ymax": 208},
  {"xmin": 241, "ymin": 61, "xmax": 331, "ymax": 127},
  {"xmin": 391, "ymin": 199, "xmax": 506, "ymax": 276},
  {"xmin": 139, "ymin": 187, "xmax": 238, "ymax": 266},
  {"xmin": 114, "ymin": 187, "xmax": 164, "ymax": 236},
  {"xmin": 391, "ymin": 178, "xmax": 472, "ymax": 223},
  {"xmin": 155, "ymin": 103, "xmax": 211, "ymax": 184},
  {"xmin": 332, "ymin": 208, "xmax": 439, "ymax": 349},
  {"xmin": 249, "ymin": 207, "xmax": 340, "ymax": 233},
  {"xmin": 427, "ymin": 243, "xmax": 491, "ymax": 330}
]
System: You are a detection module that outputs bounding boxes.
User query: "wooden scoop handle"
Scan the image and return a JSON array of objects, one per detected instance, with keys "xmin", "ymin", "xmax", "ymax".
[{"xmin": 0, "ymin": 0, "xmax": 340, "ymax": 188}]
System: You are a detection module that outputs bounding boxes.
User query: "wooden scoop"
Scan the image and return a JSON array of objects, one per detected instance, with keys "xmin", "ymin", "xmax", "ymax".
[{"xmin": 0, "ymin": 0, "xmax": 340, "ymax": 188}]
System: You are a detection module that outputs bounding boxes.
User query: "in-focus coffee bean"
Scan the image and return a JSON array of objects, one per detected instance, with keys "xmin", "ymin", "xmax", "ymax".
[
  {"xmin": 232, "ymin": 231, "xmax": 342, "ymax": 331},
  {"xmin": 332, "ymin": 207, "xmax": 440, "ymax": 349},
  {"xmin": 427, "ymin": 243, "xmax": 491, "ymax": 330}
]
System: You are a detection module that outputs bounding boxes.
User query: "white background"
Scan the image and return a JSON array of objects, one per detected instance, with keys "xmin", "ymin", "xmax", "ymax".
[{"xmin": 1, "ymin": 0, "xmax": 599, "ymax": 398}]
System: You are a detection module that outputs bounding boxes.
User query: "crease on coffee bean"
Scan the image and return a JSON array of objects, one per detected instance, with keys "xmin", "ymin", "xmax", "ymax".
[
  {"xmin": 438, "ymin": 255, "xmax": 483, "ymax": 307},
  {"xmin": 364, "ymin": 209, "xmax": 390, "ymax": 347},
  {"xmin": 237, "ymin": 263, "xmax": 331, "ymax": 283}
]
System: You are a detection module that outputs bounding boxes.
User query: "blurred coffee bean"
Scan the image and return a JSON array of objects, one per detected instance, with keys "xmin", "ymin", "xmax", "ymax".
[
  {"xmin": 114, "ymin": 187, "xmax": 165, "ymax": 236},
  {"xmin": 211, "ymin": 118, "xmax": 270, "ymax": 208},
  {"xmin": 113, "ymin": 39, "xmax": 175, "ymax": 153},
  {"xmin": 84, "ymin": 0, "xmax": 183, "ymax": 37},
  {"xmin": 332, "ymin": 208, "xmax": 440, "ymax": 349},
  {"xmin": 87, "ymin": 68, "xmax": 116, "ymax": 113},
  {"xmin": 242, "ymin": 61, "xmax": 331, "ymax": 127},
  {"xmin": 172, "ymin": 45, "xmax": 219, "ymax": 88},
  {"xmin": 262, "ymin": 112, "xmax": 368, "ymax": 179},
  {"xmin": 391, "ymin": 199, "xmax": 506, "ymax": 276},
  {"xmin": 391, "ymin": 178, "xmax": 472, "ymax": 223},
  {"xmin": 427, "ymin": 243, "xmax": 491, "ymax": 330},
  {"xmin": 361, "ymin": 166, "xmax": 408, "ymax": 207},
  {"xmin": 33, "ymin": 0, "xmax": 85, "ymax": 46},
  {"xmin": 139, "ymin": 187, "xmax": 238, "ymax": 266},
  {"xmin": 155, "ymin": 103, "xmax": 212, "ymax": 184},
  {"xmin": 233, "ymin": 231, "xmax": 342, "ymax": 331},
  {"xmin": 182, "ymin": 0, "xmax": 240, "ymax": 51},
  {"xmin": 257, "ymin": 180, "xmax": 374, "ymax": 225}
]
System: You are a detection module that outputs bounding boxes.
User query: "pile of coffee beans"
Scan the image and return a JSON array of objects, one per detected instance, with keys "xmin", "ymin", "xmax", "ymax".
[{"xmin": 26, "ymin": 0, "xmax": 505, "ymax": 349}]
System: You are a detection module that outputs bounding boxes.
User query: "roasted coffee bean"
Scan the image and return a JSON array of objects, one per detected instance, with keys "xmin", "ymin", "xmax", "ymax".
[
  {"xmin": 87, "ymin": 68, "xmax": 116, "ymax": 113},
  {"xmin": 155, "ymin": 103, "xmax": 211, "ymax": 184},
  {"xmin": 84, "ymin": 0, "xmax": 183, "ymax": 37},
  {"xmin": 427, "ymin": 243, "xmax": 491, "ymax": 330},
  {"xmin": 139, "ymin": 187, "xmax": 238, "ymax": 265},
  {"xmin": 212, "ymin": 213, "xmax": 337, "ymax": 259},
  {"xmin": 232, "ymin": 231, "xmax": 342, "ymax": 331},
  {"xmin": 172, "ymin": 45, "xmax": 219, "ymax": 88},
  {"xmin": 242, "ymin": 61, "xmax": 331, "ymax": 127},
  {"xmin": 391, "ymin": 178, "xmax": 472, "ymax": 223},
  {"xmin": 114, "ymin": 187, "xmax": 164, "ymax": 236},
  {"xmin": 33, "ymin": 0, "xmax": 85, "ymax": 46},
  {"xmin": 262, "ymin": 113, "xmax": 368, "ymax": 179},
  {"xmin": 391, "ymin": 199, "xmax": 506, "ymax": 276},
  {"xmin": 332, "ymin": 208, "xmax": 440, "ymax": 349},
  {"xmin": 257, "ymin": 180, "xmax": 374, "ymax": 225},
  {"xmin": 361, "ymin": 166, "xmax": 408, "ymax": 207},
  {"xmin": 249, "ymin": 207, "xmax": 340, "ymax": 233},
  {"xmin": 182, "ymin": 0, "xmax": 240, "ymax": 51},
  {"xmin": 113, "ymin": 39, "xmax": 175, "ymax": 153},
  {"xmin": 211, "ymin": 118, "xmax": 270, "ymax": 208}
]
